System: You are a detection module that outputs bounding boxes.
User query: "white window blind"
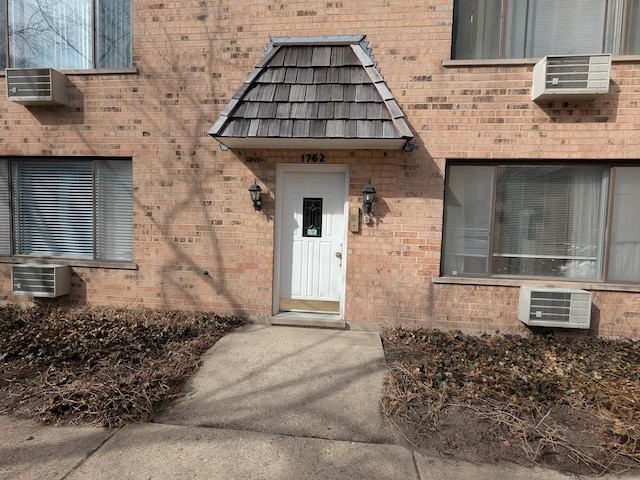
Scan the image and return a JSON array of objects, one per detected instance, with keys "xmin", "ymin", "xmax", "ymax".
[
  {"xmin": 95, "ymin": 0, "xmax": 132, "ymax": 69},
  {"xmin": 95, "ymin": 160, "xmax": 133, "ymax": 261},
  {"xmin": 13, "ymin": 161, "xmax": 94, "ymax": 258},
  {"xmin": 608, "ymin": 167, "xmax": 640, "ymax": 282},
  {"xmin": 453, "ymin": 0, "xmax": 637, "ymax": 59},
  {"xmin": 493, "ymin": 166, "xmax": 606, "ymax": 278},
  {"xmin": 9, "ymin": 0, "xmax": 93, "ymax": 69},
  {"xmin": 0, "ymin": 160, "xmax": 10, "ymax": 255},
  {"xmin": 443, "ymin": 165, "xmax": 493, "ymax": 276},
  {"xmin": 0, "ymin": 1, "xmax": 6, "ymax": 69},
  {"xmin": 515, "ymin": 0, "xmax": 608, "ymax": 57}
]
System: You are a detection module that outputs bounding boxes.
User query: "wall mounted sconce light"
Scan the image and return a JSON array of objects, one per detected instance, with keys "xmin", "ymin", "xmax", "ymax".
[
  {"xmin": 248, "ymin": 179, "xmax": 263, "ymax": 211},
  {"xmin": 362, "ymin": 182, "xmax": 376, "ymax": 214}
]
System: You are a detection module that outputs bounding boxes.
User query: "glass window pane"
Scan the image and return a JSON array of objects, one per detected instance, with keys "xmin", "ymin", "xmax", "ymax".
[
  {"xmin": 493, "ymin": 166, "xmax": 606, "ymax": 279},
  {"xmin": 522, "ymin": 0, "xmax": 607, "ymax": 56},
  {"xmin": 95, "ymin": 0, "xmax": 132, "ymax": 68},
  {"xmin": 0, "ymin": 160, "xmax": 10, "ymax": 255},
  {"xmin": 456, "ymin": 0, "xmax": 629, "ymax": 59},
  {"xmin": 95, "ymin": 160, "xmax": 133, "ymax": 261},
  {"xmin": 623, "ymin": 0, "xmax": 640, "ymax": 54},
  {"xmin": 504, "ymin": 0, "xmax": 528, "ymax": 58},
  {"xmin": 13, "ymin": 161, "xmax": 94, "ymax": 258},
  {"xmin": 452, "ymin": 0, "xmax": 502, "ymax": 59},
  {"xmin": 442, "ymin": 165, "xmax": 493, "ymax": 276},
  {"xmin": 9, "ymin": 0, "xmax": 92, "ymax": 69},
  {"xmin": 302, "ymin": 198, "xmax": 323, "ymax": 238},
  {"xmin": 608, "ymin": 167, "xmax": 640, "ymax": 282},
  {"xmin": 0, "ymin": 1, "xmax": 6, "ymax": 69}
]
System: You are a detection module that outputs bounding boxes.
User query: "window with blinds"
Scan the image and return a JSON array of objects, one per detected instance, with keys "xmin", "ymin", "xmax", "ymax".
[
  {"xmin": 452, "ymin": 0, "xmax": 640, "ymax": 59},
  {"xmin": 442, "ymin": 163, "xmax": 640, "ymax": 283},
  {"xmin": 6, "ymin": 0, "xmax": 132, "ymax": 70},
  {"xmin": 0, "ymin": 160, "xmax": 10, "ymax": 255},
  {"xmin": 0, "ymin": 158, "xmax": 133, "ymax": 262}
]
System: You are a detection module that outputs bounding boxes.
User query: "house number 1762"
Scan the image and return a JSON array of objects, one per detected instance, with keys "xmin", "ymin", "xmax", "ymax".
[{"xmin": 300, "ymin": 153, "xmax": 325, "ymax": 163}]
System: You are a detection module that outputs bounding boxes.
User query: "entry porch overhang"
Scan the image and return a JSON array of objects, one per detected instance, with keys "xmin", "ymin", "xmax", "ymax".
[{"xmin": 208, "ymin": 35, "xmax": 414, "ymax": 151}]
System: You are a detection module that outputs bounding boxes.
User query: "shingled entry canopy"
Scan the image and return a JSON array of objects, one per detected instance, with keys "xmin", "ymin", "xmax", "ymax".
[{"xmin": 208, "ymin": 35, "xmax": 413, "ymax": 150}]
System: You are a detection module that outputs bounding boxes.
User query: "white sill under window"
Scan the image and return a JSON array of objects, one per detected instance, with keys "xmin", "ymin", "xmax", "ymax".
[
  {"xmin": 442, "ymin": 55, "xmax": 640, "ymax": 68},
  {"xmin": 432, "ymin": 276, "xmax": 640, "ymax": 293}
]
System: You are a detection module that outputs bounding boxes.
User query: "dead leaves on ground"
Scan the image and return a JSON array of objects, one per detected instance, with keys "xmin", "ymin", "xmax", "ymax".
[
  {"xmin": 0, "ymin": 304, "xmax": 243, "ymax": 427},
  {"xmin": 382, "ymin": 327, "xmax": 640, "ymax": 475}
]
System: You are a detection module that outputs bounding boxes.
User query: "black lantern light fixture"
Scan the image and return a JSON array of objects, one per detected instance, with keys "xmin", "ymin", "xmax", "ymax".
[
  {"xmin": 249, "ymin": 179, "xmax": 263, "ymax": 211},
  {"xmin": 361, "ymin": 182, "xmax": 376, "ymax": 214}
]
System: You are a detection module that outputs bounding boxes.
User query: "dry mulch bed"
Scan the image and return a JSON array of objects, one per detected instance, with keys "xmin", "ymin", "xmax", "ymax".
[
  {"xmin": 0, "ymin": 304, "xmax": 243, "ymax": 428},
  {"xmin": 382, "ymin": 327, "xmax": 640, "ymax": 476}
]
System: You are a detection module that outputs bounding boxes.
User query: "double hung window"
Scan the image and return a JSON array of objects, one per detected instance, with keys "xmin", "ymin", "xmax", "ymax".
[
  {"xmin": 0, "ymin": 158, "xmax": 133, "ymax": 262},
  {"xmin": 0, "ymin": 0, "xmax": 131, "ymax": 70},
  {"xmin": 442, "ymin": 163, "xmax": 640, "ymax": 283},
  {"xmin": 452, "ymin": 0, "xmax": 640, "ymax": 59}
]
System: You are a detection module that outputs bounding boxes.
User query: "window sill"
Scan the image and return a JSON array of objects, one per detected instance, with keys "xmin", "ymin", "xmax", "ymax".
[
  {"xmin": 442, "ymin": 55, "xmax": 640, "ymax": 68},
  {"xmin": 0, "ymin": 257, "xmax": 138, "ymax": 270},
  {"xmin": 0, "ymin": 68, "xmax": 138, "ymax": 77},
  {"xmin": 432, "ymin": 276, "xmax": 640, "ymax": 293}
]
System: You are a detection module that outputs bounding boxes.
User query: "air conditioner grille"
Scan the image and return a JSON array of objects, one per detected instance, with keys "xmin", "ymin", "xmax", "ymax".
[
  {"xmin": 11, "ymin": 264, "xmax": 71, "ymax": 298},
  {"xmin": 7, "ymin": 69, "xmax": 53, "ymax": 98},
  {"xmin": 531, "ymin": 54, "xmax": 611, "ymax": 103},
  {"xmin": 529, "ymin": 291, "xmax": 590, "ymax": 323},
  {"xmin": 518, "ymin": 286, "xmax": 591, "ymax": 329},
  {"xmin": 6, "ymin": 68, "xmax": 68, "ymax": 106}
]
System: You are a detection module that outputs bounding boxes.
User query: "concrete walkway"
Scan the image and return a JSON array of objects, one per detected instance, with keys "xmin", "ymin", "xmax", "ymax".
[{"xmin": 1, "ymin": 324, "xmax": 638, "ymax": 479}]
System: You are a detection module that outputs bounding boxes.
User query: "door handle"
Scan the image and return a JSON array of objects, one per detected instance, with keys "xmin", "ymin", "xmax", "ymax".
[{"xmin": 335, "ymin": 252, "xmax": 342, "ymax": 259}]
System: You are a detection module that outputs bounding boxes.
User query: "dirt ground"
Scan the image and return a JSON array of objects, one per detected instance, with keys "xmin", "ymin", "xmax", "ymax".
[{"xmin": 381, "ymin": 327, "xmax": 640, "ymax": 477}]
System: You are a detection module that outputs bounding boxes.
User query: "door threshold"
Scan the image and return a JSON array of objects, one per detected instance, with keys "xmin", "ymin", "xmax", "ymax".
[{"xmin": 270, "ymin": 311, "xmax": 346, "ymax": 329}]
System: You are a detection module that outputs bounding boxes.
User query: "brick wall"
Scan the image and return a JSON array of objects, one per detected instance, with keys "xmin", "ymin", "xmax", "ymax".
[{"xmin": 0, "ymin": 0, "xmax": 639, "ymax": 337}]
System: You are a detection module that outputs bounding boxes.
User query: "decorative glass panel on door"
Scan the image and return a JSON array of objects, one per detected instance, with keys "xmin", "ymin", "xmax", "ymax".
[{"xmin": 302, "ymin": 198, "xmax": 323, "ymax": 238}]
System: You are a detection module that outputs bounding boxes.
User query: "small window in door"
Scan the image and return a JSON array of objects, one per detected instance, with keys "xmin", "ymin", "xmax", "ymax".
[{"xmin": 302, "ymin": 198, "xmax": 322, "ymax": 237}]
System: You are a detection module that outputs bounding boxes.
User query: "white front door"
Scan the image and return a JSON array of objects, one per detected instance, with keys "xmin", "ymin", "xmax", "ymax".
[{"xmin": 277, "ymin": 168, "xmax": 347, "ymax": 314}]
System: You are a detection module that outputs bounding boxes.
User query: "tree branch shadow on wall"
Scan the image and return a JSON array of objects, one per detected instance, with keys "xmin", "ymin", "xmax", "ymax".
[{"xmin": 537, "ymin": 81, "xmax": 619, "ymax": 124}]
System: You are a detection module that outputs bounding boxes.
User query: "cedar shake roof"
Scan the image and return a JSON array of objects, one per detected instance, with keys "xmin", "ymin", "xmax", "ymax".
[{"xmin": 208, "ymin": 35, "xmax": 413, "ymax": 150}]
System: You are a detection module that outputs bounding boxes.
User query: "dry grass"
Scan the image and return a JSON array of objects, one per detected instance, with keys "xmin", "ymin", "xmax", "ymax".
[{"xmin": 382, "ymin": 327, "xmax": 640, "ymax": 476}]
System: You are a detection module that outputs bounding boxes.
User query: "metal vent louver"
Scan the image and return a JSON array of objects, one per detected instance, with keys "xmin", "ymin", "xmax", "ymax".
[
  {"xmin": 518, "ymin": 286, "xmax": 591, "ymax": 329},
  {"xmin": 6, "ymin": 68, "xmax": 68, "ymax": 106},
  {"xmin": 531, "ymin": 54, "xmax": 611, "ymax": 103},
  {"xmin": 12, "ymin": 264, "xmax": 71, "ymax": 298}
]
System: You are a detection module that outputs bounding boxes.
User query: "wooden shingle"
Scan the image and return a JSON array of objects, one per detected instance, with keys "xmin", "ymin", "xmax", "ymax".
[
  {"xmin": 296, "ymin": 68, "xmax": 315, "ymax": 85},
  {"xmin": 209, "ymin": 36, "xmax": 413, "ymax": 148},
  {"xmin": 289, "ymin": 84, "xmax": 307, "ymax": 102},
  {"xmin": 318, "ymin": 103, "xmax": 335, "ymax": 119},
  {"xmin": 276, "ymin": 103, "xmax": 292, "ymax": 119},
  {"xmin": 309, "ymin": 120, "xmax": 326, "ymax": 137},
  {"xmin": 292, "ymin": 120, "xmax": 310, "ymax": 137},
  {"xmin": 274, "ymin": 84, "xmax": 291, "ymax": 102},
  {"xmin": 257, "ymin": 103, "xmax": 277, "ymax": 118},
  {"xmin": 305, "ymin": 85, "xmax": 317, "ymax": 102},
  {"xmin": 311, "ymin": 47, "xmax": 332, "ymax": 67},
  {"xmin": 283, "ymin": 48, "xmax": 299, "ymax": 66}
]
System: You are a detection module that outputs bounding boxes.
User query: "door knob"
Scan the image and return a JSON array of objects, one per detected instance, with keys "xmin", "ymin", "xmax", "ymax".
[{"xmin": 335, "ymin": 252, "xmax": 342, "ymax": 259}]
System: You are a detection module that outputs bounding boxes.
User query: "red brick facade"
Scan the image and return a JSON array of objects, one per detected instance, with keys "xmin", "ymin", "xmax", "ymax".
[{"xmin": 1, "ymin": 1, "xmax": 639, "ymax": 337}]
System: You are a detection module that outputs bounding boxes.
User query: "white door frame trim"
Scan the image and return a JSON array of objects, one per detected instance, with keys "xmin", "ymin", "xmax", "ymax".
[{"xmin": 273, "ymin": 164, "xmax": 350, "ymax": 317}]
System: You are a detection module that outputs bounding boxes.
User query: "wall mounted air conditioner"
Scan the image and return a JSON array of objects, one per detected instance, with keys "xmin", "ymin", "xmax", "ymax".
[
  {"xmin": 531, "ymin": 54, "xmax": 611, "ymax": 103},
  {"xmin": 12, "ymin": 264, "xmax": 71, "ymax": 298},
  {"xmin": 6, "ymin": 68, "xmax": 68, "ymax": 106},
  {"xmin": 518, "ymin": 286, "xmax": 591, "ymax": 329}
]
